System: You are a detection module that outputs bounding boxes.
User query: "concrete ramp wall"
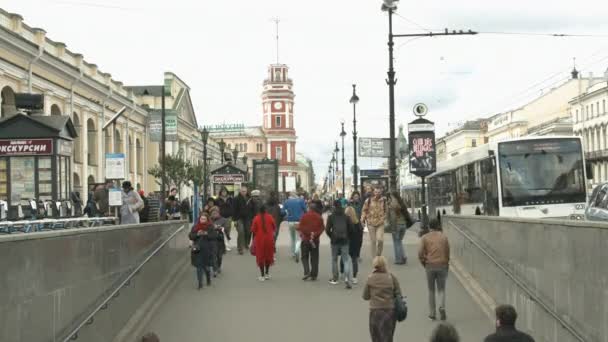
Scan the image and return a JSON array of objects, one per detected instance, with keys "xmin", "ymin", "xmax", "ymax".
[
  {"xmin": 0, "ymin": 221, "xmax": 188, "ymax": 342},
  {"xmin": 445, "ymin": 216, "xmax": 608, "ymax": 342}
]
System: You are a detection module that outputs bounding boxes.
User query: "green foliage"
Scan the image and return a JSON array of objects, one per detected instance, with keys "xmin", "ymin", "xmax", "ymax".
[{"xmin": 148, "ymin": 152, "xmax": 205, "ymax": 194}]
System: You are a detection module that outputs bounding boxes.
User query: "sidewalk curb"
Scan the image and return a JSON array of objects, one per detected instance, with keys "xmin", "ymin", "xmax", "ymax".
[
  {"xmin": 450, "ymin": 258, "xmax": 496, "ymax": 323},
  {"xmin": 113, "ymin": 252, "xmax": 190, "ymax": 342}
]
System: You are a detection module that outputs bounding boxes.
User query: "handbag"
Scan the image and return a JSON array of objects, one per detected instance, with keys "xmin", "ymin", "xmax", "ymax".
[
  {"xmin": 390, "ymin": 274, "xmax": 408, "ymax": 322},
  {"xmin": 250, "ymin": 241, "xmax": 256, "ymax": 256}
]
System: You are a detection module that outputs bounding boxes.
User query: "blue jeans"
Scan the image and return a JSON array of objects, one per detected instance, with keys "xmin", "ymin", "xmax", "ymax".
[
  {"xmin": 331, "ymin": 243, "xmax": 352, "ymax": 284},
  {"xmin": 392, "ymin": 224, "xmax": 407, "ymax": 263},
  {"xmin": 288, "ymin": 222, "xmax": 301, "ymax": 256}
]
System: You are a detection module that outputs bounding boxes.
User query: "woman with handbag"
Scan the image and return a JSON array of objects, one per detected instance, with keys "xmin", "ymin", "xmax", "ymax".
[
  {"xmin": 363, "ymin": 256, "xmax": 404, "ymax": 342},
  {"xmin": 189, "ymin": 214, "xmax": 214, "ymax": 290},
  {"xmin": 250, "ymin": 205, "xmax": 276, "ymax": 281},
  {"xmin": 386, "ymin": 191, "xmax": 414, "ymax": 265}
]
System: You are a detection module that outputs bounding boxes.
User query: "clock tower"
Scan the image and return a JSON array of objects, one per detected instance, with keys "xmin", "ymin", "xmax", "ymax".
[{"xmin": 262, "ymin": 63, "xmax": 297, "ymax": 176}]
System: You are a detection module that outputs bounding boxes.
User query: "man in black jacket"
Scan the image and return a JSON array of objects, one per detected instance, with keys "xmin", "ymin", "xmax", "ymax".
[
  {"xmin": 326, "ymin": 200, "xmax": 354, "ymax": 289},
  {"xmin": 216, "ymin": 187, "xmax": 234, "ymax": 250},
  {"xmin": 232, "ymin": 186, "xmax": 249, "ymax": 255},
  {"xmin": 484, "ymin": 304, "xmax": 535, "ymax": 342}
]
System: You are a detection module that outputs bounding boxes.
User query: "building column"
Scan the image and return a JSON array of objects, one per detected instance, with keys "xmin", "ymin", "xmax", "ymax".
[
  {"xmin": 267, "ymin": 142, "xmax": 272, "ymax": 159},
  {"xmin": 98, "ymin": 115, "xmax": 104, "ymax": 181},
  {"xmin": 81, "ymin": 111, "xmax": 89, "ymax": 201},
  {"xmin": 286, "ymin": 142, "xmax": 291, "ymax": 163}
]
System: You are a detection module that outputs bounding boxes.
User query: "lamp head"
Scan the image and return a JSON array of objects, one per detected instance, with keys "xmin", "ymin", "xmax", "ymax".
[
  {"xmin": 200, "ymin": 127, "xmax": 209, "ymax": 144},
  {"xmin": 381, "ymin": 0, "xmax": 398, "ymax": 11},
  {"xmin": 349, "ymin": 84, "xmax": 360, "ymax": 104}
]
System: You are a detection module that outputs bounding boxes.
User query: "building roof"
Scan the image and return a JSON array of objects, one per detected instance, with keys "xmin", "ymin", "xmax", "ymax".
[
  {"xmin": 0, "ymin": 113, "xmax": 78, "ymax": 140},
  {"xmin": 125, "ymin": 86, "xmax": 164, "ymax": 97}
]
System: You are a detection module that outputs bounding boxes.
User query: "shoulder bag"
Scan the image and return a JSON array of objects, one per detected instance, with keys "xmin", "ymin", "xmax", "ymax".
[{"xmin": 390, "ymin": 273, "xmax": 408, "ymax": 322}]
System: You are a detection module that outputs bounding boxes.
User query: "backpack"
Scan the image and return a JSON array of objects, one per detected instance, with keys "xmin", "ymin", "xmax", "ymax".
[{"xmin": 331, "ymin": 214, "xmax": 349, "ymax": 242}]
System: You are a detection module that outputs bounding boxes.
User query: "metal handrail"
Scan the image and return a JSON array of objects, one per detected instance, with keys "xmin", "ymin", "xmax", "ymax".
[
  {"xmin": 447, "ymin": 220, "xmax": 586, "ymax": 342},
  {"xmin": 61, "ymin": 222, "xmax": 186, "ymax": 342}
]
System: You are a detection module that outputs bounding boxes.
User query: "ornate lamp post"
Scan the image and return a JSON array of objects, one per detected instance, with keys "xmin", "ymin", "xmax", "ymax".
[
  {"xmin": 218, "ymin": 138, "xmax": 226, "ymax": 164},
  {"xmin": 350, "ymin": 84, "xmax": 360, "ymax": 193},
  {"xmin": 232, "ymin": 147, "xmax": 239, "ymax": 164},
  {"xmin": 200, "ymin": 127, "xmax": 210, "ymax": 217},
  {"xmin": 340, "ymin": 121, "xmax": 347, "ymax": 197},
  {"xmin": 334, "ymin": 142, "xmax": 340, "ymax": 173}
]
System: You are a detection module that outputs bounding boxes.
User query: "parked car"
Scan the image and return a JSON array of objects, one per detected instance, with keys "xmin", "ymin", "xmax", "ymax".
[{"xmin": 585, "ymin": 183, "xmax": 608, "ymax": 221}]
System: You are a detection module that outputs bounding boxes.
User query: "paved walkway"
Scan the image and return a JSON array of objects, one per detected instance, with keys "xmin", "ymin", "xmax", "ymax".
[{"xmin": 144, "ymin": 223, "xmax": 491, "ymax": 341}]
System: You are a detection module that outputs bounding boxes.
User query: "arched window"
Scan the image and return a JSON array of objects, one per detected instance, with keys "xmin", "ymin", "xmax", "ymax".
[
  {"xmin": 1, "ymin": 86, "xmax": 16, "ymax": 118},
  {"xmin": 87, "ymin": 175, "xmax": 95, "ymax": 192},
  {"xmin": 114, "ymin": 129, "xmax": 123, "ymax": 153},
  {"xmin": 73, "ymin": 113, "xmax": 82, "ymax": 163},
  {"xmin": 104, "ymin": 129, "xmax": 111, "ymax": 156},
  {"xmin": 136, "ymin": 138, "xmax": 143, "ymax": 174},
  {"xmin": 87, "ymin": 118, "xmax": 97, "ymax": 165},
  {"xmin": 128, "ymin": 135, "xmax": 134, "ymax": 173},
  {"xmin": 51, "ymin": 104, "xmax": 62, "ymax": 116}
]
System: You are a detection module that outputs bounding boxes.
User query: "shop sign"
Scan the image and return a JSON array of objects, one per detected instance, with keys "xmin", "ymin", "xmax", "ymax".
[
  {"xmin": 105, "ymin": 153, "xmax": 126, "ymax": 180},
  {"xmin": 212, "ymin": 174, "xmax": 245, "ymax": 183},
  {"xmin": 0, "ymin": 139, "xmax": 53, "ymax": 156},
  {"xmin": 58, "ymin": 140, "xmax": 73, "ymax": 156}
]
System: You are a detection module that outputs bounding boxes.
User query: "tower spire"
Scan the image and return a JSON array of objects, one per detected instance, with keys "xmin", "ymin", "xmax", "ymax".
[{"xmin": 271, "ymin": 17, "xmax": 280, "ymax": 64}]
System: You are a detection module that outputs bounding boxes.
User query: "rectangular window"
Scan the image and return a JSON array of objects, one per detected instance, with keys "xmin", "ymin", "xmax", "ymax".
[
  {"xmin": 275, "ymin": 116, "xmax": 282, "ymax": 127},
  {"xmin": 575, "ymin": 109, "xmax": 579, "ymax": 122},
  {"xmin": 592, "ymin": 105, "xmax": 595, "ymax": 117},
  {"xmin": 276, "ymin": 147, "xmax": 283, "ymax": 160},
  {"xmin": 471, "ymin": 139, "xmax": 477, "ymax": 147}
]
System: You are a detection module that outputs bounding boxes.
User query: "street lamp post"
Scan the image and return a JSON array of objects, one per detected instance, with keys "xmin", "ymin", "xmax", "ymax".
[
  {"xmin": 242, "ymin": 155, "xmax": 248, "ymax": 181},
  {"xmin": 340, "ymin": 121, "xmax": 346, "ymax": 197},
  {"xmin": 201, "ymin": 128, "xmax": 209, "ymax": 206},
  {"xmin": 334, "ymin": 142, "xmax": 340, "ymax": 173},
  {"xmin": 350, "ymin": 84, "xmax": 360, "ymax": 193},
  {"xmin": 218, "ymin": 139, "xmax": 226, "ymax": 164},
  {"xmin": 232, "ymin": 147, "xmax": 239, "ymax": 164}
]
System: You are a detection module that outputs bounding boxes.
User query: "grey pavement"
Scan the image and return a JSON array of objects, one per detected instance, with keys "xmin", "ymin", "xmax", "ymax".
[{"xmin": 144, "ymin": 223, "xmax": 491, "ymax": 342}]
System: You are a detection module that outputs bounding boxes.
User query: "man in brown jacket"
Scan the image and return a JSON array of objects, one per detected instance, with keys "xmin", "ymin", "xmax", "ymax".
[
  {"xmin": 418, "ymin": 219, "xmax": 450, "ymax": 321},
  {"xmin": 361, "ymin": 187, "xmax": 387, "ymax": 257}
]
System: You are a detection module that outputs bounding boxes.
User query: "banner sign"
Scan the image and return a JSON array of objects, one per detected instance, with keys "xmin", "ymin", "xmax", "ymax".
[
  {"xmin": 149, "ymin": 110, "xmax": 178, "ymax": 142},
  {"xmin": 105, "ymin": 153, "xmax": 126, "ymax": 180},
  {"xmin": 212, "ymin": 174, "xmax": 245, "ymax": 184},
  {"xmin": 359, "ymin": 137, "xmax": 392, "ymax": 158},
  {"xmin": 408, "ymin": 119, "xmax": 436, "ymax": 177},
  {"xmin": 0, "ymin": 139, "xmax": 53, "ymax": 156}
]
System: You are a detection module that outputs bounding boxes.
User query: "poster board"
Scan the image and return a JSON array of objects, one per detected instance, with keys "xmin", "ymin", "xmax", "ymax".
[
  {"xmin": 252, "ymin": 159, "xmax": 278, "ymax": 201},
  {"xmin": 109, "ymin": 188, "xmax": 123, "ymax": 206},
  {"xmin": 105, "ymin": 153, "xmax": 126, "ymax": 180}
]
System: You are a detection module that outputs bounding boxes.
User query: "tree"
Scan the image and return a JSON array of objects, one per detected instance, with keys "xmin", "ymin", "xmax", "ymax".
[{"xmin": 148, "ymin": 153, "xmax": 189, "ymax": 196}]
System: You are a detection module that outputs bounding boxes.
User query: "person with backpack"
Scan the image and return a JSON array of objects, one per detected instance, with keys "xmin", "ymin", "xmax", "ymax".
[
  {"xmin": 363, "ymin": 256, "xmax": 403, "ymax": 342},
  {"xmin": 326, "ymin": 200, "xmax": 354, "ymax": 289},
  {"xmin": 386, "ymin": 191, "xmax": 414, "ymax": 265},
  {"xmin": 361, "ymin": 187, "xmax": 387, "ymax": 257}
]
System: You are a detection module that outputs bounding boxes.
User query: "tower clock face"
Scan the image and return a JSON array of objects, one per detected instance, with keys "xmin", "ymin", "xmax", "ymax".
[{"xmin": 273, "ymin": 102, "xmax": 283, "ymax": 110}]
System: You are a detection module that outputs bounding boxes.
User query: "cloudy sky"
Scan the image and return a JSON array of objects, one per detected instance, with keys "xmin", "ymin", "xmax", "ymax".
[{"xmin": 7, "ymin": 0, "xmax": 608, "ymax": 181}]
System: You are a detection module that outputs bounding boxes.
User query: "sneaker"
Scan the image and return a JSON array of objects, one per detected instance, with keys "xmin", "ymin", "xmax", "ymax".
[
  {"xmin": 345, "ymin": 283, "xmax": 352, "ymax": 290},
  {"xmin": 258, "ymin": 276, "xmax": 266, "ymax": 282},
  {"xmin": 310, "ymin": 276, "xmax": 318, "ymax": 281},
  {"xmin": 439, "ymin": 308, "xmax": 447, "ymax": 321},
  {"xmin": 352, "ymin": 278, "xmax": 358, "ymax": 285},
  {"xmin": 226, "ymin": 246, "xmax": 232, "ymax": 252},
  {"xmin": 302, "ymin": 274, "xmax": 311, "ymax": 281},
  {"xmin": 295, "ymin": 255, "xmax": 300, "ymax": 263},
  {"xmin": 329, "ymin": 279, "xmax": 339, "ymax": 285},
  {"xmin": 264, "ymin": 274, "xmax": 271, "ymax": 280}
]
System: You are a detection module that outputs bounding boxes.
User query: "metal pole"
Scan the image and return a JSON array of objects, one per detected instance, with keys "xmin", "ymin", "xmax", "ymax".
[
  {"xmin": 420, "ymin": 176, "xmax": 429, "ymax": 234},
  {"xmin": 352, "ymin": 86, "xmax": 359, "ymax": 193},
  {"xmin": 203, "ymin": 143, "xmax": 208, "ymax": 206},
  {"xmin": 161, "ymin": 85, "xmax": 166, "ymax": 219},
  {"xmin": 387, "ymin": 8, "xmax": 397, "ymax": 192},
  {"xmin": 341, "ymin": 126, "xmax": 346, "ymax": 197}
]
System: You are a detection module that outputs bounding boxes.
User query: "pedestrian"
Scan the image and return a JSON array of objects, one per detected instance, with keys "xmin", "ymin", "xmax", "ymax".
[
  {"xmin": 232, "ymin": 186, "xmax": 250, "ymax": 255},
  {"xmin": 203, "ymin": 197, "xmax": 217, "ymax": 217},
  {"xmin": 216, "ymin": 187, "xmax": 234, "ymax": 250},
  {"xmin": 138, "ymin": 190, "xmax": 150, "ymax": 223},
  {"xmin": 266, "ymin": 191, "xmax": 285, "ymax": 248},
  {"xmin": 361, "ymin": 187, "xmax": 387, "ymax": 257},
  {"xmin": 250, "ymin": 204, "xmax": 276, "ymax": 281},
  {"xmin": 83, "ymin": 191, "xmax": 98, "ymax": 217},
  {"xmin": 283, "ymin": 191, "xmax": 307, "ymax": 263},
  {"xmin": 387, "ymin": 191, "xmax": 414, "ymax": 265},
  {"xmin": 362, "ymin": 256, "xmax": 403, "ymax": 342},
  {"xmin": 180, "ymin": 198, "xmax": 191, "ymax": 221},
  {"xmin": 430, "ymin": 322, "xmax": 460, "ymax": 342},
  {"xmin": 344, "ymin": 205, "xmax": 363, "ymax": 284},
  {"xmin": 326, "ymin": 200, "xmax": 354, "ymax": 289},
  {"xmin": 93, "ymin": 180, "xmax": 113, "ymax": 216},
  {"xmin": 418, "ymin": 219, "xmax": 450, "ymax": 321},
  {"xmin": 210, "ymin": 208, "xmax": 229, "ymax": 274},
  {"xmin": 165, "ymin": 196, "xmax": 181, "ymax": 220},
  {"xmin": 484, "ymin": 304, "xmax": 535, "ymax": 342},
  {"xmin": 246, "ymin": 190, "xmax": 263, "ymax": 246},
  {"xmin": 298, "ymin": 202, "xmax": 325, "ymax": 281},
  {"xmin": 120, "ymin": 181, "xmax": 144, "ymax": 224},
  {"xmin": 189, "ymin": 214, "xmax": 214, "ymax": 289},
  {"xmin": 141, "ymin": 332, "xmax": 160, "ymax": 342}
]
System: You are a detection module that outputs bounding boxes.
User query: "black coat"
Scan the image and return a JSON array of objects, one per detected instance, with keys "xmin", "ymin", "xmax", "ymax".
[
  {"xmin": 232, "ymin": 194, "xmax": 249, "ymax": 221},
  {"xmin": 326, "ymin": 212, "xmax": 354, "ymax": 245},
  {"xmin": 216, "ymin": 197, "xmax": 234, "ymax": 219},
  {"xmin": 484, "ymin": 327, "xmax": 535, "ymax": 342},
  {"xmin": 189, "ymin": 228, "xmax": 214, "ymax": 268}
]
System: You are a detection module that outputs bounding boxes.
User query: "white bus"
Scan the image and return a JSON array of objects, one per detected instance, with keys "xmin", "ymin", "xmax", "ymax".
[{"xmin": 428, "ymin": 136, "xmax": 589, "ymax": 220}]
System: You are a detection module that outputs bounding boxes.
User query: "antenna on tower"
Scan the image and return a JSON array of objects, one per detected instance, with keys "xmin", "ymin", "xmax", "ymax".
[{"xmin": 271, "ymin": 17, "xmax": 280, "ymax": 64}]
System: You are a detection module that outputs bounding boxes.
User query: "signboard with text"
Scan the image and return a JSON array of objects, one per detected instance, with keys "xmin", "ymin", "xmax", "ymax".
[
  {"xmin": 0, "ymin": 139, "xmax": 53, "ymax": 156},
  {"xmin": 105, "ymin": 153, "xmax": 126, "ymax": 180},
  {"xmin": 358, "ymin": 137, "xmax": 393, "ymax": 158},
  {"xmin": 408, "ymin": 118, "xmax": 436, "ymax": 177},
  {"xmin": 212, "ymin": 174, "xmax": 245, "ymax": 184},
  {"xmin": 253, "ymin": 159, "xmax": 278, "ymax": 201},
  {"xmin": 149, "ymin": 110, "xmax": 178, "ymax": 142}
]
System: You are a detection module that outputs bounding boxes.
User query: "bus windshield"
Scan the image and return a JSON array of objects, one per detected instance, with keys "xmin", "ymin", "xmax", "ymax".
[{"xmin": 498, "ymin": 138, "xmax": 586, "ymax": 207}]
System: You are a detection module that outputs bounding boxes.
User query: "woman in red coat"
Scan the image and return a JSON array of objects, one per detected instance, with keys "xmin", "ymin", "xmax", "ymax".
[{"xmin": 251, "ymin": 205, "xmax": 276, "ymax": 281}]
